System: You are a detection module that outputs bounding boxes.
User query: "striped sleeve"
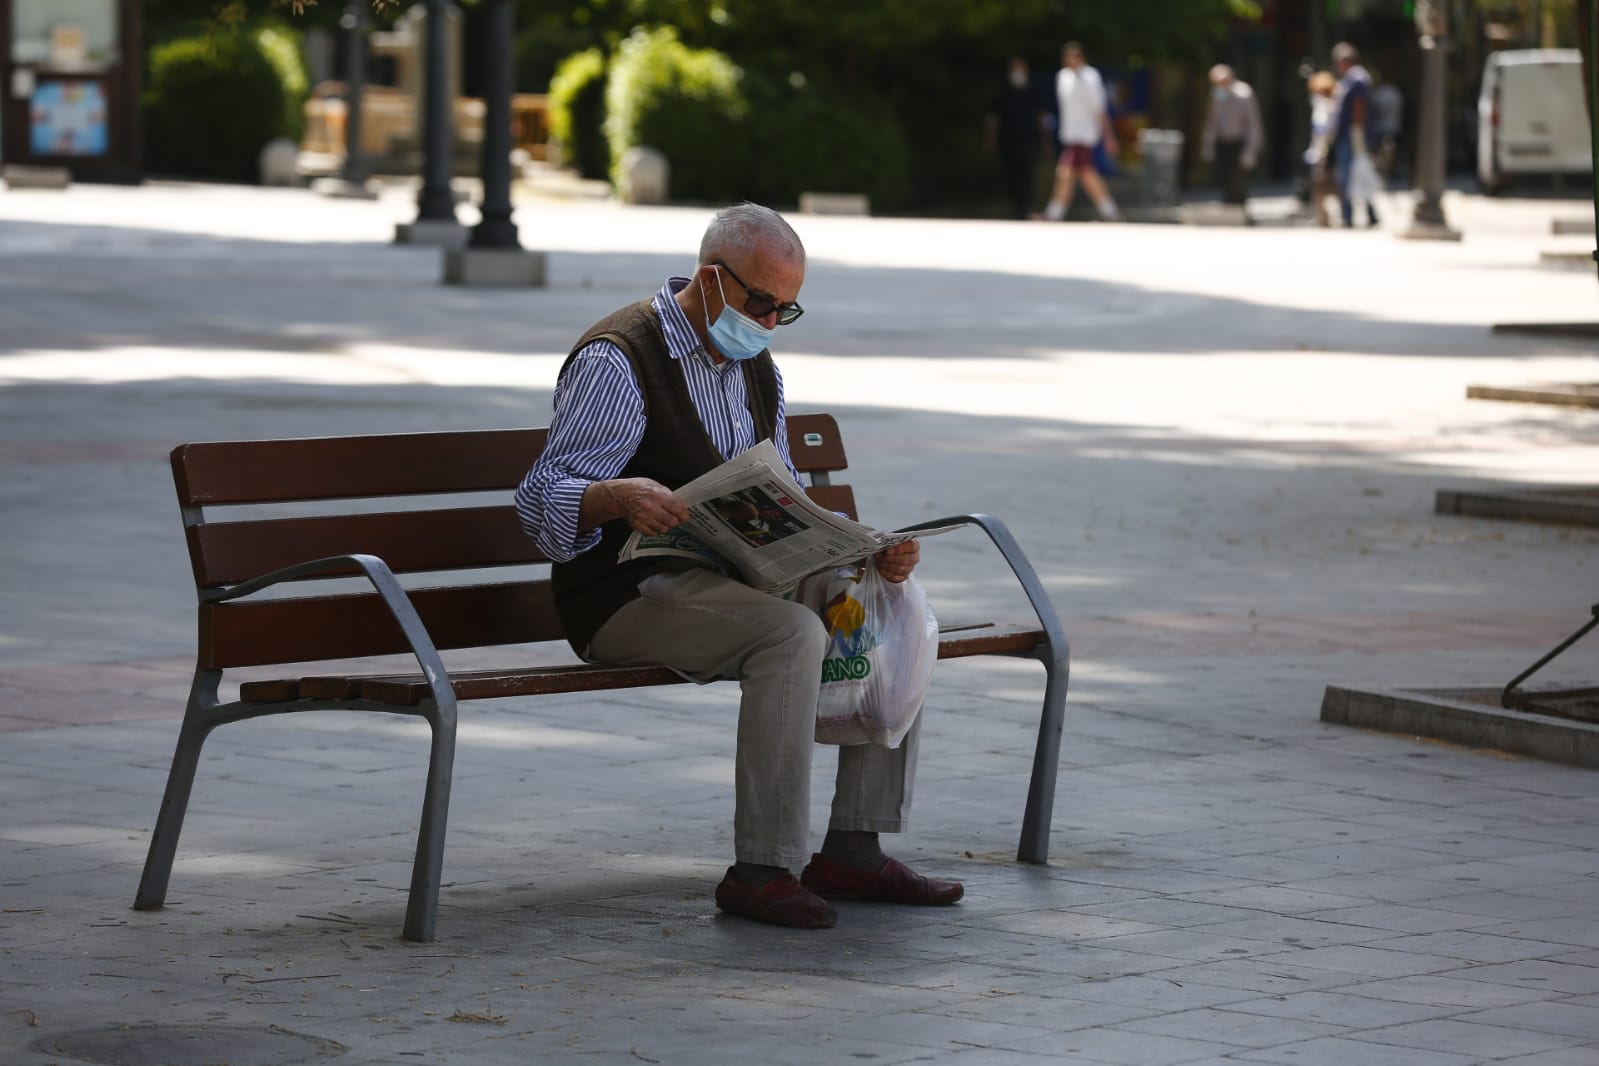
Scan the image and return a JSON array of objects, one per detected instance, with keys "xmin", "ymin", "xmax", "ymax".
[
  {"xmin": 769, "ymin": 362, "xmax": 802, "ymax": 483},
  {"xmin": 513, "ymin": 340, "xmax": 645, "ymax": 562}
]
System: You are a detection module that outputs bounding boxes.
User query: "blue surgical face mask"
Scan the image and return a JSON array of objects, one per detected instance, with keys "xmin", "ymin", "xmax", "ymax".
[{"xmin": 702, "ymin": 268, "xmax": 775, "ymax": 362}]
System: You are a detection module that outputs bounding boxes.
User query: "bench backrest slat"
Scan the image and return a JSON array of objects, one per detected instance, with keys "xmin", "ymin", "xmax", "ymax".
[
  {"xmin": 173, "ymin": 429, "xmax": 552, "ymax": 506},
  {"xmin": 802, "ymin": 484, "xmax": 857, "ymax": 520},
  {"xmin": 199, "ymin": 581, "xmax": 563, "ymax": 669},
  {"xmin": 189, "ymin": 506, "xmax": 544, "ymax": 588},
  {"xmin": 173, "ymin": 414, "xmax": 849, "ymax": 508},
  {"xmin": 784, "ymin": 412, "xmax": 848, "ymax": 476}
]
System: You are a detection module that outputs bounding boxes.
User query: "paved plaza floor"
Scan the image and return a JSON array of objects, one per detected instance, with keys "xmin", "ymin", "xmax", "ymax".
[{"xmin": 0, "ymin": 178, "xmax": 1596, "ymax": 1064}]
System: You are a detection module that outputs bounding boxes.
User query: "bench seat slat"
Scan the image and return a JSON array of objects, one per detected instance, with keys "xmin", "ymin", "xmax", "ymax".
[
  {"xmin": 237, "ymin": 623, "xmax": 1047, "ymax": 708},
  {"xmin": 934, "ymin": 622, "xmax": 1046, "ymax": 659}
]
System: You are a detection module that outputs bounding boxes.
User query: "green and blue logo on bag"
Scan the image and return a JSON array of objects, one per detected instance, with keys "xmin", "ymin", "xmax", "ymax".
[{"xmin": 822, "ymin": 655, "xmax": 871, "ymax": 682}]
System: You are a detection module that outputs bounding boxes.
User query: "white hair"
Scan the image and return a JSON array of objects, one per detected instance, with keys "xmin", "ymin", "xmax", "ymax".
[{"xmin": 698, "ymin": 203, "xmax": 805, "ymax": 268}]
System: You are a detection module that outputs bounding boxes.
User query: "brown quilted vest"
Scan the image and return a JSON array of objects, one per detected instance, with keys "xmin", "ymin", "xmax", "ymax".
[{"xmin": 550, "ymin": 298, "xmax": 779, "ymax": 654}]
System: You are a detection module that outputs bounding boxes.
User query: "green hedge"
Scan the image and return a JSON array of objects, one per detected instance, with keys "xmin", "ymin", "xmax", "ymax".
[
  {"xmin": 254, "ymin": 22, "xmax": 309, "ymax": 145},
  {"xmin": 736, "ymin": 74, "xmax": 911, "ymax": 212},
  {"xmin": 548, "ymin": 47, "xmax": 610, "ymax": 180},
  {"xmin": 604, "ymin": 26, "xmax": 746, "ymax": 203},
  {"xmin": 594, "ymin": 28, "xmax": 909, "ymax": 210},
  {"xmin": 143, "ymin": 24, "xmax": 306, "ymax": 183}
]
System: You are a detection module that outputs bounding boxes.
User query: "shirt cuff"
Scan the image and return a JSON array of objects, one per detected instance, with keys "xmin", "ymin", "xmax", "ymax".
[{"xmin": 542, "ymin": 478, "xmax": 604, "ymax": 562}]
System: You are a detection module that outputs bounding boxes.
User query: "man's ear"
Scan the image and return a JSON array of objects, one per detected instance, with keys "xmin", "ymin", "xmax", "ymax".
[{"xmin": 696, "ymin": 263, "xmax": 723, "ymax": 309}]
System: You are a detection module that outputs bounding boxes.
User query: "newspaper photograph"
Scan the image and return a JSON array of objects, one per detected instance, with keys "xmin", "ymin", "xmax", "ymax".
[{"xmin": 619, "ymin": 439, "xmax": 962, "ymax": 594}]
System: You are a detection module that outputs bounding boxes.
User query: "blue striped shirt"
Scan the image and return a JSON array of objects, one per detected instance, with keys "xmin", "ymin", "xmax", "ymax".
[{"xmin": 515, "ymin": 277, "xmax": 800, "ymax": 562}]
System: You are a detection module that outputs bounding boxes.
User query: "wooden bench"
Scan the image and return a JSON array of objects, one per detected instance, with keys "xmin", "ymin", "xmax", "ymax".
[{"xmin": 134, "ymin": 413, "xmax": 1069, "ymax": 941}]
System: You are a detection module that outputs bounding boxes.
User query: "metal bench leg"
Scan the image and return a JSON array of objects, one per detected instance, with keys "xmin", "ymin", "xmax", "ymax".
[
  {"xmin": 135, "ymin": 669, "xmax": 220, "ymax": 910},
  {"xmin": 402, "ymin": 699, "xmax": 458, "ymax": 943},
  {"xmin": 1017, "ymin": 647, "xmax": 1070, "ymax": 864}
]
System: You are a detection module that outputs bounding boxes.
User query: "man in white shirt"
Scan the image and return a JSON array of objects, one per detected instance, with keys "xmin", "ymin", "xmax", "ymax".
[{"xmin": 1041, "ymin": 41, "xmax": 1121, "ymax": 222}]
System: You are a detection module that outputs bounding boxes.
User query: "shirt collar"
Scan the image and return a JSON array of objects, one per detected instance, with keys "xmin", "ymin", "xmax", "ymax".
[{"xmin": 654, "ymin": 276, "xmax": 719, "ymax": 366}]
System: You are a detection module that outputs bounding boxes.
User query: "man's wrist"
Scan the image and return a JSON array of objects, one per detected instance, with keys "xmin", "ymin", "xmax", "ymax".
[{"xmin": 600, "ymin": 479, "xmax": 623, "ymax": 520}]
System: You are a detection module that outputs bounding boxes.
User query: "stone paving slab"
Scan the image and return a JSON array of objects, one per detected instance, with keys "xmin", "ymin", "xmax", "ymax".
[{"xmin": 1, "ymin": 182, "xmax": 1597, "ymax": 1064}]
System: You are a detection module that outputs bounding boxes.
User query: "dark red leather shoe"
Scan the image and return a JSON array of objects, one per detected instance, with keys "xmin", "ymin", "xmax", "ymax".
[
  {"xmin": 714, "ymin": 867, "xmax": 837, "ymax": 929},
  {"xmin": 800, "ymin": 853, "xmax": 964, "ymax": 905}
]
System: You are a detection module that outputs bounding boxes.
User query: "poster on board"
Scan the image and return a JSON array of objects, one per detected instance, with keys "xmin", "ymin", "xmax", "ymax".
[{"xmin": 30, "ymin": 81, "xmax": 108, "ymax": 156}]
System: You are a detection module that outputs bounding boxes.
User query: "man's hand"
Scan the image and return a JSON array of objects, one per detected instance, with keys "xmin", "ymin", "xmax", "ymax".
[
  {"xmin": 874, "ymin": 539, "xmax": 920, "ymax": 584},
  {"xmin": 590, "ymin": 477, "xmax": 689, "ymax": 536}
]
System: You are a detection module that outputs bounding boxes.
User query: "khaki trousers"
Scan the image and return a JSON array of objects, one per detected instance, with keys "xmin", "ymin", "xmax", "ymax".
[{"xmin": 588, "ymin": 568, "xmax": 919, "ymax": 872}]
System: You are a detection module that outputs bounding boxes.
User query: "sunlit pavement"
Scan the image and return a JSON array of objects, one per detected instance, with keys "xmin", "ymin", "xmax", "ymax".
[{"xmin": 0, "ymin": 179, "xmax": 1596, "ymax": 1065}]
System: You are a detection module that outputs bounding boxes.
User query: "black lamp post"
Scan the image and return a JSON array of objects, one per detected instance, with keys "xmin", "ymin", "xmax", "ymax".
[
  {"xmin": 442, "ymin": 0, "xmax": 543, "ymax": 284},
  {"xmin": 1403, "ymin": 0, "xmax": 1460, "ymax": 240},
  {"xmin": 413, "ymin": 0, "xmax": 458, "ymax": 225},
  {"xmin": 470, "ymin": 0, "xmax": 520, "ymax": 249},
  {"xmin": 1582, "ymin": 0, "xmax": 1597, "ymax": 281},
  {"xmin": 339, "ymin": 0, "xmax": 369, "ymax": 187}
]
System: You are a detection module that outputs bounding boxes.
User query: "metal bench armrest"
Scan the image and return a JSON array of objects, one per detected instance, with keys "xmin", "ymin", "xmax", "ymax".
[
  {"xmin": 895, "ymin": 513, "xmax": 1069, "ymax": 864},
  {"xmin": 206, "ymin": 553, "xmax": 453, "ymax": 711},
  {"xmin": 894, "ymin": 513, "xmax": 1067, "ymax": 668}
]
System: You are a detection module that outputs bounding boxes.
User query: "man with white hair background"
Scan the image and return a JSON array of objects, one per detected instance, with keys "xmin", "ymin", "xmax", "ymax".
[{"xmin": 1201, "ymin": 63, "xmax": 1264, "ymax": 208}]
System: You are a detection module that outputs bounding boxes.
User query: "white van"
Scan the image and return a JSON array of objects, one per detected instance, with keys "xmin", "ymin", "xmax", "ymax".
[{"xmin": 1476, "ymin": 48, "xmax": 1592, "ymax": 194}]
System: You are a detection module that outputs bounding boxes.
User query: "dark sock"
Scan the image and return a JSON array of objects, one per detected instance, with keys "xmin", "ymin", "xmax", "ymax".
[
  {"xmin": 820, "ymin": 829, "xmax": 887, "ymax": 871},
  {"xmin": 732, "ymin": 861, "xmax": 787, "ymax": 888}
]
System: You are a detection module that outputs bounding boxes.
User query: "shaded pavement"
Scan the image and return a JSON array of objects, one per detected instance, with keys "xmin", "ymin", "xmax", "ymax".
[{"xmin": 0, "ymin": 179, "xmax": 1596, "ymax": 1065}]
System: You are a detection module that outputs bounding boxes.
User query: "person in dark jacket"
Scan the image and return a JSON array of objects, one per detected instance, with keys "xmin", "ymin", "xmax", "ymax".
[{"xmin": 985, "ymin": 56, "xmax": 1050, "ymax": 219}]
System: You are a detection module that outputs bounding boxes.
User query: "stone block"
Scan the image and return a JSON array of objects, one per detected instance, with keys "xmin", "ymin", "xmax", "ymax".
[
  {"xmin": 394, "ymin": 219, "xmax": 468, "ymax": 249},
  {"xmin": 618, "ymin": 146, "xmax": 668, "ymax": 205},
  {"xmin": 1178, "ymin": 202, "xmax": 1251, "ymax": 227},
  {"xmin": 798, "ymin": 192, "xmax": 870, "ymax": 216},
  {"xmin": 1398, "ymin": 220, "xmax": 1462, "ymax": 241},
  {"xmin": 1539, "ymin": 249, "xmax": 1594, "ymax": 271},
  {"xmin": 443, "ymin": 247, "xmax": 547, "ymax": 287},
  {"xmin": 1436, "ymin": 485, "xmax": 1599, "ymax": 527},
  {"xmin": 3, "ymin": 165, "xmax": 71, "ymax": 189},
  {"xmin": 310, "ymin": 176, "xmax": 380, "ymax": 200},
  {"xmin": 1320, "ymin": 684, "xmax": 1599, "ymax": 768},
  {"xmin": 258, "ymin": 138, "xmax": 300, "ymax": 187}
]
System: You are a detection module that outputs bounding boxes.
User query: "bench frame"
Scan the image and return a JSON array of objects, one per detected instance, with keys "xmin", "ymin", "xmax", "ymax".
[{"xmin": 134, "ymin": 414, "xmax": 1068, "ymax": 941}]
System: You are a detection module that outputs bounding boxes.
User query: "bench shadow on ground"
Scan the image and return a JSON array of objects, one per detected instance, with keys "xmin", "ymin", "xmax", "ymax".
[{"xmin": 0, "ymin": 218, "xmax": 1586, "ymax": 360}]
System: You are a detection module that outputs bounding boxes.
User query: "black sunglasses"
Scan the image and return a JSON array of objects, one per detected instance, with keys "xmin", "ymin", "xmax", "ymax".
[{"xmin": 713, "ymin": 259, "xmax": 805, "ymax": 325}]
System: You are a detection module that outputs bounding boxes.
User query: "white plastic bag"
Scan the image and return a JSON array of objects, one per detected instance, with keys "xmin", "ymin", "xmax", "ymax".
[
  {"xmin": 797, "ymin": 559, "xmax": 938, "ymax": 747},
  {"xmin": 1347, "ymin": 149, "xmax": 1382, "ymax": 204}
]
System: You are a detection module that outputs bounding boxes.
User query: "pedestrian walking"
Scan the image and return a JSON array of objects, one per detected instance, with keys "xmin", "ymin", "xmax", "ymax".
[
  {"xmin": 1201, "ymin": 64, "xmax": 1264, "ymax": 207},
  {"xmin": 984, "ymin": 56, "xmax": 1050, "ymax": 220},
  {"xmin": 1330, "ymin": 41, "xmax": 1382, "ymax": 228},
  {"xmin": 1303, "ymin": 69, "xmax": 1340, "ymax": 227},
  {"xmin": 1040, "ymin": 41, "xmax": 1121, "ymax": 222}
]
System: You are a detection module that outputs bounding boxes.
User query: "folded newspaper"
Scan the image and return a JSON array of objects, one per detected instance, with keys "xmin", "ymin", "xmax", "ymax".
[{"xmin": 618, "ymin": 439, "xmax": 962, "ymax": 595}]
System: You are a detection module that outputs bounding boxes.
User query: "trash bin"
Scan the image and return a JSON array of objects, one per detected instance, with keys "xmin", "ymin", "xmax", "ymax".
[{"xmin": 1137, "ymin": 128, "xmax": 1184, "ymax": 208}]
